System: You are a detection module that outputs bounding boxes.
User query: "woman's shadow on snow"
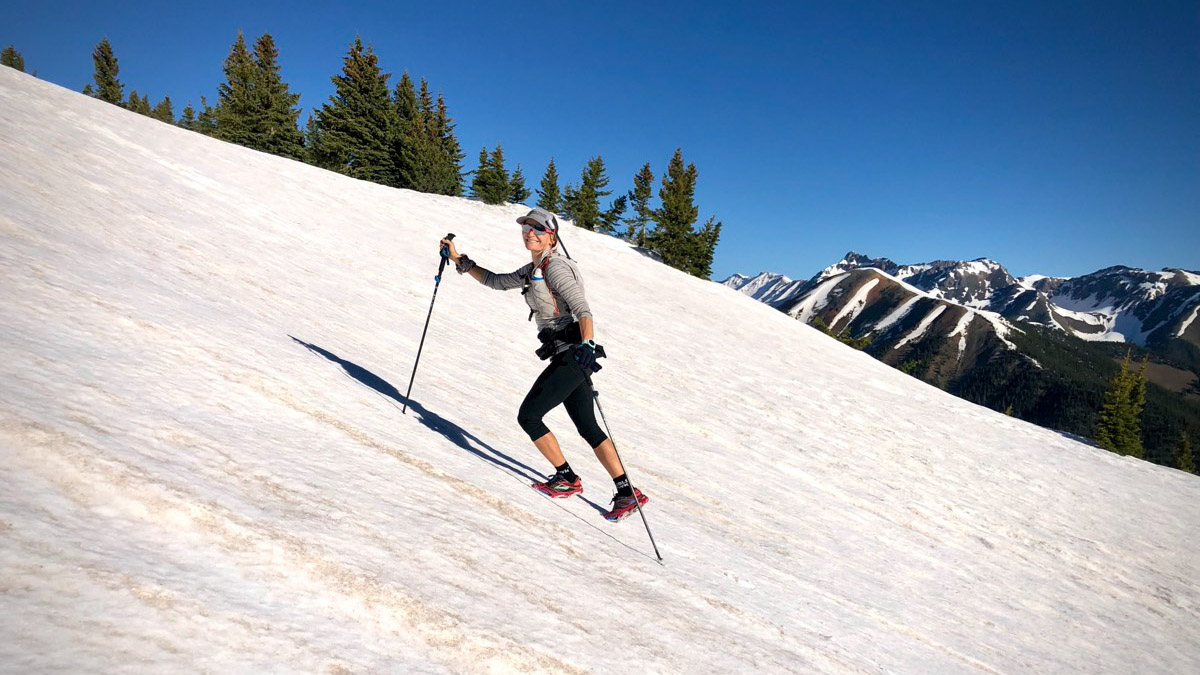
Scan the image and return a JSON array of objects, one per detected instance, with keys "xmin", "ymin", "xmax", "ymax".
[{"xmin": 289, "ymin": 336, "xmax": 611, "ymax": 514}]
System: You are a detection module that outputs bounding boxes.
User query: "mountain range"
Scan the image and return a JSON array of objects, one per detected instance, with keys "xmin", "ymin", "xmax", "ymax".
[{"xmin": 724, "ymin": 253, "xmax": 1200, "ymax": 464}]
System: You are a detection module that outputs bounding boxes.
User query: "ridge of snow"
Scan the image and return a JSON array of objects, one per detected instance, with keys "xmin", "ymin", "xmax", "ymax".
[
  {"xmin": 1177, "ymin": 303, "xmax": 1200, "ymax": 337},
  {"xmin": 787, "ymin": 272, "xmax": 847, "ymax": 321},
  {"xmin": 872, "ymin": 295, "xmax": 922, "ymax": 333},
  {"xmin": 949, "ymin": 311, "xmax": 975, "ymax": 360},
  {"xmin": 829, "ymin": 278, "xmax": 880, "ymax": 328},
  {"xmin": 893, "ymin": 305, "xmax": 947, "ymax": 349}
]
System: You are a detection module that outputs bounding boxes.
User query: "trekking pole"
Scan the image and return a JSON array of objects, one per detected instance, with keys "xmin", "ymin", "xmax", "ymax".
[
  {"xmin": 587, "ymin": 373, "xmax": 663, "ymax": 562},
  {"xmin": 403, "ymin": 233, "xmax": 454, "ymax": 414}
]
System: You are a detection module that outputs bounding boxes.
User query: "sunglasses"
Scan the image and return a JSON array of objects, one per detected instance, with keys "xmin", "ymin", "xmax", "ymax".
[{"xmin": 521, "ymin": 223, "xmax": 553, "ymax": 235}]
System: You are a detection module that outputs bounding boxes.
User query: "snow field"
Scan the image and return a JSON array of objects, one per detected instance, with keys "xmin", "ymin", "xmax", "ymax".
[{"xmin": 2, "ymin": 68, "xmax": 1200, "ymax": 674}]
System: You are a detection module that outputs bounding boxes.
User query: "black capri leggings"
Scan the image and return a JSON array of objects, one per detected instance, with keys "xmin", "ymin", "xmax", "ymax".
[{"xmin": 517, "ymin": 353, "xmax": 609, "ymax": 448}]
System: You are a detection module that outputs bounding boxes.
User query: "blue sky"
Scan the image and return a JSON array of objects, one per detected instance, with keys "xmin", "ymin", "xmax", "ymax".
[{"xmin": 7, "ymin": 0, "xmax": 1198, "ymax": 280}]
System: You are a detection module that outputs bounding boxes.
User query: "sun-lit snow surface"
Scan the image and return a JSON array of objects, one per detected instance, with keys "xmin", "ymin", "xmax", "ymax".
[{"xmin": 3, "ymin": 69, "xmax": 1200, "ymax": 674}]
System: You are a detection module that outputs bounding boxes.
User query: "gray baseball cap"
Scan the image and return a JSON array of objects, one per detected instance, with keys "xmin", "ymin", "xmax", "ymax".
[{"xmin": 516, "ymin": 207, "xmax": 559, "ymax": 233}]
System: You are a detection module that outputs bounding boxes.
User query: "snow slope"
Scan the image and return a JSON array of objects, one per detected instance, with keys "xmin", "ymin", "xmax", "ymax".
[{"xmin": 3, "ymin": 68, "xmax": 1200, "ymax": 674}]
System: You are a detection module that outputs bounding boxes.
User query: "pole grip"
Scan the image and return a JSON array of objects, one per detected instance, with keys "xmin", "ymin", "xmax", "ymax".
[{"xmin": 437, "ymin": 233, "xmax": 456, "ymax": 280}]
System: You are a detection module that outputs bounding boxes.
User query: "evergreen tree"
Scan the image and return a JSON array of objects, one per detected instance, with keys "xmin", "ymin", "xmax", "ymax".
[
  {"xmin": 537, "ymin": 158, "xmax": 562, "ymax": 212},
  {"xmin": 1, "ymin": 45, "xmax": 24, "ymax": 72},
  {"xmin": 624, "ymin": 162, "xmax": 654, "ymax": 246},
  {"xmin": 303, "ymin": 113, "xmax": 330, "ymax": 168},
  {"xmin": 213, "ymin": 31, "xmax": 259, "ymax": 146},
  {"xmin": 179, "ymin": 102, "xmax": 196, "ymax": 130},
  {"xmin": 471, "ymin": 145, "xmax": 509, "ymax": 204},
  {"xmin": 251, "ymin": 33, "xmax": 304, "ymax": 159},
  {"xmin": 391, "ymin": 71, "xmax": 420, "ymax": 188},
  {"xmin": 1176, "ymin": 432, "xmax": 1195, "ymax": 474},
  {"xmin": 310, "ymin": 37, "xmax": 396, "ymax": 184},
  {"xmin": 689, "ymin": 215, "xmax": 723, "ymax": 279},
  {"xmin": 193, "ymin": 96, "xmax": 218, "ymax": 135},
  {"xmin": 600, "ymin": 194, "xmax": 627, "ymax": 233},
  {"xmin": 394, "ymin": 76, "xmax": 458, "ymax": 194},
  {"xmin": 509, "ymin": 165, "xmax": 531, "ymax": 203},
  {"xmin": 470, "ymin": 144, "xmax": 511, "ymax": 204},
  {"xmin": 90, "ymin": 38, "xmax": 124, "ymax": 105},
  {"xmin": 434, "ymin": 93, "xmax": 465, "ymax": 195},
  {"xmin": 648, "ymin": 148, "xmax": 699, "ymax": 272},
  {"xmin": 1095, "ymin": 352, "xmax": 1147, "ymax": 458},
  {"xmin": 82, "ymin": 84, "xmax": 95, "ymax": 96},
  {"xmin": 126, "ymin": 90, "xmax": 152, "ymax": 115},
  {"xmin": 566, "ymin": 156, "xmax": 612, "ymax": 231},
  {"xmin": 561, "ymin": 183, "xmax": 579, "ymax": 219},
  {"xmin": 489, "ymin": 145, "xmax": 510, "ymax": 201},
  {"xmin": 152, "ymin": 96, "xmax": 175, "ymax": 123}
]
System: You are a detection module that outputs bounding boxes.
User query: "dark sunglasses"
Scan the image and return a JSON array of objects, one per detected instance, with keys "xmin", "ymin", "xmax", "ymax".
[{"xmin": 521, "ymin": 223, "xmax": 553, "ymax": 235}]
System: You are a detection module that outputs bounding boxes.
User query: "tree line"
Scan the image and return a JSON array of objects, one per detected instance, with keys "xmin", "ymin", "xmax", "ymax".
[{"xmin": 36, "ymin": 34, "xmax": 724, "ymax": 279}]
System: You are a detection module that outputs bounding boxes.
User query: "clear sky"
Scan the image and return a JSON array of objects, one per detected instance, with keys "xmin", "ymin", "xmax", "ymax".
[{"xmin": 6, "ymin": 0, "xmax": 1198, "ymax": 281}]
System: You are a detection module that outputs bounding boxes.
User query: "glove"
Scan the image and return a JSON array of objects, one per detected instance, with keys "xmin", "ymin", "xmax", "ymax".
[{"xmin": 574, "ymin": 339, "xmax": 598, "ymax": 371}]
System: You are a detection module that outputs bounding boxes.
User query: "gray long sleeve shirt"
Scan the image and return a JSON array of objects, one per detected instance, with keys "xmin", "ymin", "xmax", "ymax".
[{"xmin": 475, "ymin": 250, "xmax": 592, "ymax": 352}]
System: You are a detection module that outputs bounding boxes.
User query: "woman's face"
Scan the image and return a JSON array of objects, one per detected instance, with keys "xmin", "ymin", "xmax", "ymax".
[{"xmin": 523, "ymin": 225, "xmax": 552, "ymax": 253}]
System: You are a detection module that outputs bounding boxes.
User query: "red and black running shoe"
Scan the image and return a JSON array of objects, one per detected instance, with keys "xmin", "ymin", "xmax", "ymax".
[
  {"xmin": 604, "ymin": 488, "xmax": 649, "ymax": 521},
  {"xmin": 532, "ymin": 474, "xmax": 583, "ymax": 498}
]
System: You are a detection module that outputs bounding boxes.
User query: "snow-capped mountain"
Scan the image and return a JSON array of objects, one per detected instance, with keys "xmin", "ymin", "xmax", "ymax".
[
  {"xmin": 5, "ymin": 67, "xmax": 1200, "ymax": 673},
  {"xmin": 1046, "ymin": 266, "xmax": 1200, "ymax": 345},
  {"xmin": 724, "ymin": 252, "xmax": 1200, "ymax": 463},
  {"xmin": 725, "ymin": 251, "xmax": 1200, "ymax": 348},
  {"xmin": 719, "ymin": 271, "xmax": 808, "ymax": 308}
]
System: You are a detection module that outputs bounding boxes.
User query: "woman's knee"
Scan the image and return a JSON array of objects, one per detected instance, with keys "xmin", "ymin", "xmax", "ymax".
[{"xmin": 518, "ymin": 407, "xmax": 549, "ymax": 441}]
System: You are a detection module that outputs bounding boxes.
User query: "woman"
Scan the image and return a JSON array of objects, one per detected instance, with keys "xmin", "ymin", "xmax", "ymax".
[{"xmin": 439, "ymin": 207, "xmax": 649, "ymax": 522}]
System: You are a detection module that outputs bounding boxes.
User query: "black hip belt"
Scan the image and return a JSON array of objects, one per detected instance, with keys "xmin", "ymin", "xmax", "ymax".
[{"xmin": 535, "ymin": 321, "xmax": 607, "ymax": 366}]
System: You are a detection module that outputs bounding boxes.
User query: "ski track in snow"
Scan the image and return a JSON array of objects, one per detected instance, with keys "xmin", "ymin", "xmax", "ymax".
[{"xmin": 3, "ymin": 68, "xmax": 1200, "ymax": 674}]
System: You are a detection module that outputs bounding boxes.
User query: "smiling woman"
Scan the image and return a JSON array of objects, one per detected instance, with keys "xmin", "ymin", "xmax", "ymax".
[{"xmin": 439, "ymin": 207, "xmax": 650, "ymax": 521}]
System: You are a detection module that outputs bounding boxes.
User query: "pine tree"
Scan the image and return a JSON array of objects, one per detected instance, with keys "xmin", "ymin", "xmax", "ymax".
[
  {"xmin": 1095, "ymin": 351, "xmax": 1147, "ymax": 458},
  {"xmin": 1128, "ymin": 357, "xmax": 1147, "ymax": 459},
  {"xmin": 252, "ymin": 33, "xmax": 304, "ymax": 159},
  {"xmin": 561, "ymin": 183, "xmax": 579, "ymax": 220},
  {"xmin": 1, "ymin": 45, "xmax": 24, "ymax": 72},
  {"xmin": 310, "ymin": 37, "xmax": 396, "ymax": 184},
  {"xmin": 537, "ymin": 158, "xmax": 562, "ymax": 212},
  {"xmin": 1176, "ymin": 432, "xmax": 1195, "ymax": 474},
  {"xmin": 91, "ymin": 38, "xmax": 124, "ymax": 105},
  {"xmin": 470, "ymin": 144, "xmax": 512, "ymax": 204},
  {"xmin": 471, "ymin": 145, "xmax": 507, "ymax": 204},
  {"xmin": 648, "ymin": 148, "xmax": 699, "ymax": 272},
  {"xmin": 483, "ymin": 144, "xmax": 511, "ymax": 204},
  {"xmin": 303, "ymin": 113, "xmax": 330, "ymax": 168},
  {"xmin": 471, "ymin": 146, "xmax": 490, "ymax": 200},
  {"xmin": 689, "ymin": 215, "xmax": 723, "ymax": 279},
  {"xmin": 509, "ymin": 165, "xmax": 531, "ymax": 203},
  {"xmin": 152, "ymin": 96, "xmax": 175, "ymax": 123},
  {"xmin": 213, "ymin": 31, "xmax": 259, "ymax": 146},
  {"xmin": 179, "ymin": 102, "xmax": 196, "ymax": 130},
  {"xmin": 624, "ymin": 162, "xmax": 654, "ymax": 246},
  {"xmin": 391, "ymin": 71, "xmax": 420, "ymax": 188},
  {"xmin": 126, "ymin": 90, "xmax": 152, "ymax": 115},
  {"xmin": 600, "ymin": 194, "xmax": 627, "ymax": 233},
  {"xmin": 193, "ymin": 96, "xmax": 218, "ymax": 135},
  {"xmin": 82, "ymin": 84, "xmax": 95, "ymax": 96},
  {"xmin": 567, "ymin": 156, "xmax": 612, "ymax": 231},
  {"xmin": 394, "ymin": 76, "xmax": 453, "ymax": 193},
  {"xmin": 434, "ymin": 93, "xmax": 465, "ymax": 195}
]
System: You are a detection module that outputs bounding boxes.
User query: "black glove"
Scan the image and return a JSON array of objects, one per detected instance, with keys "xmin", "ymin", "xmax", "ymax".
[
  {"xmin": 455, "ymin": 254, "xmax": 476, "ymax": 274},
  {"xmin": 574, "ymin": 339, "xmax": 598, "ymax": 371}
]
